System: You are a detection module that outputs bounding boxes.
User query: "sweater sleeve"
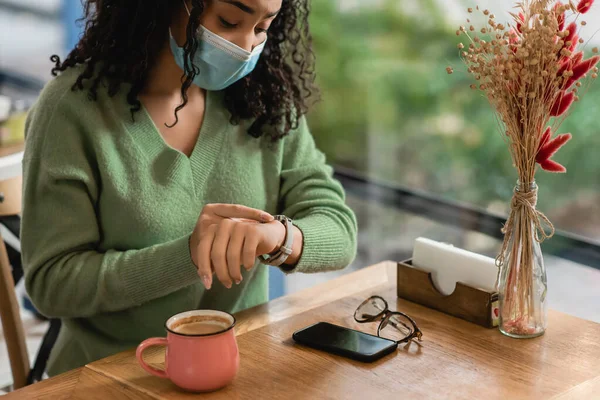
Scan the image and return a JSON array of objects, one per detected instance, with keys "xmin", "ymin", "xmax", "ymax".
[
  {"xmin": 21, "ymin": 95, "xmax": 199, "ymax": 319},
  {"xmin": 278, "ymin": 117, "xmax": 358, "ymax": 273}
]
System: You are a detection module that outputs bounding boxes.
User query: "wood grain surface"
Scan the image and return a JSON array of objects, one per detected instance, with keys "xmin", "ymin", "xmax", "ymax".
[
  {"xmin": 2, "ymin": 368, "xmax": 82, "ymax": 400},
  {"xmin": 5, "ymin": 261, "xmax": 600, "ymax": 399},
  {"xmin": 81, "ymin": 285, "xmax": 600, "ymax": 400}
]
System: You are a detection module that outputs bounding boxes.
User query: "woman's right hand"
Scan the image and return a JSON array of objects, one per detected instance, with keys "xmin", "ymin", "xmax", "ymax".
[{"xmin": 189, "ymin": 204, "xmax": 277, "ymax": 290}]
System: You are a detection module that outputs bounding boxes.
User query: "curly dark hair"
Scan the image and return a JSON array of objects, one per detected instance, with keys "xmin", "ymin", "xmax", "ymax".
[{"xmin": 50, "ymin": 0, "xmax": 317, "ymax": 140}]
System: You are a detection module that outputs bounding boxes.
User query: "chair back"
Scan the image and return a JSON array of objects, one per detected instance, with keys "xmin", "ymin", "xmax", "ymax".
[{"xmin": 0, "ymin": 175, "xmax": 29, "ymax": 390}]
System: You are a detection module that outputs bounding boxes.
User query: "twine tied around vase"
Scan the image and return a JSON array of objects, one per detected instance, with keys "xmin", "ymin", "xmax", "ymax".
[{"xmin": 495, "ymin": 185, "xmax": 555, "ymax": 269}]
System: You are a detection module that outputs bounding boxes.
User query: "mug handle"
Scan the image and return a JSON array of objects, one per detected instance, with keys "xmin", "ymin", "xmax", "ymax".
[{"xmin": 136, "ymin": 337, "xmax": 168, "ymax": 379}]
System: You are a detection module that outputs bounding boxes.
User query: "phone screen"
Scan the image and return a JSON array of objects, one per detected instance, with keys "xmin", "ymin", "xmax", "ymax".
[{"xmin": 292, "ymin": 322, "xmax": 397, "ymax": 362}]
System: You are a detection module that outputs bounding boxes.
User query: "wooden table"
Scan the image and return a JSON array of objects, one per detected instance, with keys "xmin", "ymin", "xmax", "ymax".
[{"xmin": 6, "ymin": 261, "xmax": 600, "ymax": 399}]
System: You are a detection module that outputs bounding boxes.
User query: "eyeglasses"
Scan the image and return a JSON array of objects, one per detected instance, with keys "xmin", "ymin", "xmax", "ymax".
[{"xmin": 354, "ymin": 296, "xmax": 423, "ymax": 344}]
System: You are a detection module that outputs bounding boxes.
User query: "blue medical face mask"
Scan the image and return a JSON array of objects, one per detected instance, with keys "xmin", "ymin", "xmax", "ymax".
[{"xmin": 169, "ymin": 3, "xmax": 266, "ymax": 91}]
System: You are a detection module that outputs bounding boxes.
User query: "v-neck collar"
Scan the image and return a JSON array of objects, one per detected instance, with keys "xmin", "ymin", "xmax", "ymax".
[{"xmin": 120, "ymin": 90, "xmax": 229, "ymax": 197}]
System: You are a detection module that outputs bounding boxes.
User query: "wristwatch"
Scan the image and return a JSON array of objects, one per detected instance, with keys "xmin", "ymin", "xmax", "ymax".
[{"xmin": 261, "ymin": 215, "xmax": 294, "ymax": 267}]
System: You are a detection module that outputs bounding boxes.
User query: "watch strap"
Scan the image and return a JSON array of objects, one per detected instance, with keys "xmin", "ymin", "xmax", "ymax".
[{"xmin": 261, "ymin": 215, "xmax": 294, "ymax": 267}]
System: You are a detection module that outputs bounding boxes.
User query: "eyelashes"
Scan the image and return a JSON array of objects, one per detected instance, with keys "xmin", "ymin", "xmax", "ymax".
[
  {"xmin": 219, "ymin": 17, "xmax": 237, "ymax": 28},
  {"xmin": 218, "ymin": 16, "xmax": 268, "ymax": 34}
]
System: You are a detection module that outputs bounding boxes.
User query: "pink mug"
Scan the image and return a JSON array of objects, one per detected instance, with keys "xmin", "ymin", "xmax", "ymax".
[{"xmin": 136, "ymin": 310, "xmax": 239, "ymax": 392}]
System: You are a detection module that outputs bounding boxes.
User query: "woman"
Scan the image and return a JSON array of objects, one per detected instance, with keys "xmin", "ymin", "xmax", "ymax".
[{"xmin": 21, "ymin": 0, "xmax": 357, "ymax": 376}]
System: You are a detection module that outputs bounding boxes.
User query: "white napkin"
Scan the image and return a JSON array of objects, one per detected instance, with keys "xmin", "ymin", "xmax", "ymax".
[{"xmin": 411, "ymin": 237, "xmax": 497, "ymax": 295}]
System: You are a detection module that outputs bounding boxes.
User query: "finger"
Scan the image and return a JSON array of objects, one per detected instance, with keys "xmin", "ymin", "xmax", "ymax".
[
  {"xmin": 227, "ymin": 225, "xmax": 245, "ymax": 285},
  {"xmin": 212, "ymin": 219, "xmax": 234, "ymax": 289},
  {"xmin": 197, "ymin": 224, "xmax": 217, "ymax": 290},
  {"xmin": 207, "ymin": 204, "xmax": 273, "ymax": 223},
  {"xmin": 230, "ymin": 217, "xmax": 260, "ymax": 224},
  {"xmin": 242, "ymin": 235, "xmax": 260, "ymax": 271}
]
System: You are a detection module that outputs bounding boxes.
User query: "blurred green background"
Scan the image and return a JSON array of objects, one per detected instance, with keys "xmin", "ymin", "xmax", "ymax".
[{"xmin": 307, "ymin": 0, "xmax": 600, "ymax": 240}]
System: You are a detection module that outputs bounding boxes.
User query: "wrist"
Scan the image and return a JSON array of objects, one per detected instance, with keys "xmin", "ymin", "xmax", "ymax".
[{"xmin": 268, "ymin": 220, "xmax": 287, "ymax": 255}]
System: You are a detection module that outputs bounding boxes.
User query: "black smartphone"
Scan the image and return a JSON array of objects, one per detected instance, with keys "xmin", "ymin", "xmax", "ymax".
[{"xmin": 292, "ymin": 322, "xmax": 397, "ymax": 363}]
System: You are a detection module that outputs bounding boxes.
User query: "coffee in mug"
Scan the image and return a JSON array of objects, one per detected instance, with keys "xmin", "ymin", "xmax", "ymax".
[
  {"xmin": 136, "ymin": 310, "xmax": 239, "ymax": 392},
  {"xmin": 170, "ymin": 315, "xmax": 231, "ymax": 335}
]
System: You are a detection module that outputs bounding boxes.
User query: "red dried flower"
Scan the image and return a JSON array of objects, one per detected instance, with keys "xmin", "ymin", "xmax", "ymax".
[
  {"xmin": 566, "ymin": 56, "xmax": 600, "ymax": 87},
  {"xmin": 539, "ymin": 159, "xmax": 567, "ymax": 173},
  {"xmin": 564, "ymin": 22, "xmax": 578, "ymax": 45},
  {"xmin": 572, "ymin": 56, "xmax": 600, "ymax": 78},
  {"xmin": 550, "ymin": 91, "xmax": 575, "ymax": 116},
  {"xmin": 516, "ymin": 12, "xmax": 525, "ymax": 33},
  {"xmin": 558, "ymin": 55, "xmax": 574, "ymax": 76},
  {"xmin": 554, "ymin": 2, "xmax": 565, "ymax": 31},
  {"xmin": 536, "ymin": 133, "xmax": 572, "ymax": 173},
  {"xmin": 577, "ymin": 0, "xmax": 594, "ymax": 13},
  {"xmin": 569, "ymin": 35, "xmax": 579, "ymax": 52},
  {"xmin": 539, "ymin": 127, "xmax": 552, "ymax": 149},
  {"xmin": 508, "ymin": 29, "xmax": 520, "ymax": 53},
  {"xmin": 572, "ymin": 51, "xmax": 585, "ymax": 65},
  {"xmin": 537, "ymin": 133, "xmax": 572, "ymax": 162}
]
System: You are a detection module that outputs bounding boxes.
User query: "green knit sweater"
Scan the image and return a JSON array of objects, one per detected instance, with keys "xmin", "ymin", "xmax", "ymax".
[{"xmin": 21, "ymin": 66, "xmax": 357, "ymax": 376}]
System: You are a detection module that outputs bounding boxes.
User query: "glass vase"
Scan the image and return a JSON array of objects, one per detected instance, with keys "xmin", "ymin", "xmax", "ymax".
[{"xmin": 497, "ymin": 181, "xmax": 548, "ymax": 338}]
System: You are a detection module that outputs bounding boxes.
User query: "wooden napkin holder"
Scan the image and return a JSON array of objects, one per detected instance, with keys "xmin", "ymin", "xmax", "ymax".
[{"xmin": 397, "ymin": 259, "xmax": 499, "ymax": 328}]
